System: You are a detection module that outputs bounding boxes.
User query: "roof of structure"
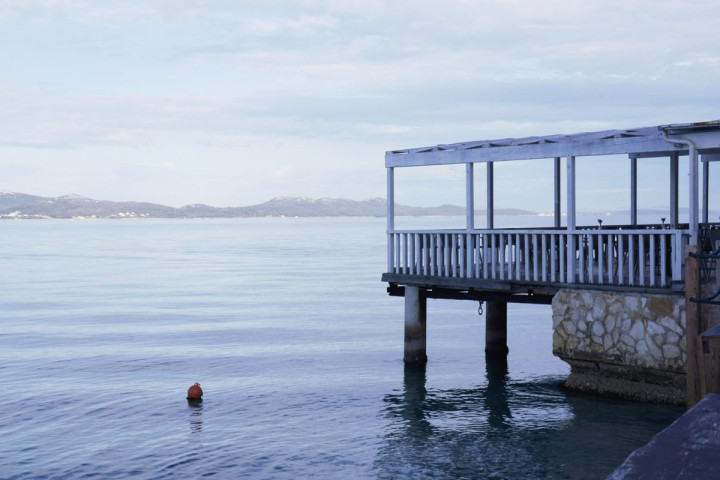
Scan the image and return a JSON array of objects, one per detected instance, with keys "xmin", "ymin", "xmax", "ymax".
[{"xmin": 386, "ymin": 120, "xmax": 720, "ymax": 167}]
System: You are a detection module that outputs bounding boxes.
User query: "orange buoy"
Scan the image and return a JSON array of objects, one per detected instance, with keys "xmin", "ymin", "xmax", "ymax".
[{"xmin": 187, "ymin": 382, "xmax": 203, "ymax": 400}]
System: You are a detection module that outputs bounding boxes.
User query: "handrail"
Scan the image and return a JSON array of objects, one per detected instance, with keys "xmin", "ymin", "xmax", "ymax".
[{"xmin": 690, "ymin": 288, "xmax": 720, "ymax": 305}]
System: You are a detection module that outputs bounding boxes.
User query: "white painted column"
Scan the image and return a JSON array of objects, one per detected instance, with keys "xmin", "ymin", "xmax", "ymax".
[
  {"xmin": 702, "ymin": 156, "xmax": 710, "ymax": 224},
  {"xmin": 554, "ymin": 157, "xmax": 561, "ymax": 228},
  {"xmin": 487, "ymin": 162, "xmax": 494, "ymax": 229},
  {"xmin": 630, "ymin": 155, "xmax": 638, "ymax": 226},
  {"xmin": 689, "ymin": 145, "xmax": 699, "ymax": 243},
  {"xmin": 567, "ymin": 155, "xmax": 576, "ymax": 230},
  {"xmin": 701, "ymin": 154, "xmax": 720, "ymax": 224},
  {"xmin": 567, "ymin": 155, "xmax": 576, "ymax": 282},
  {"xmin": 670, "ymin": 153, "xmax": 679, "ymax": 228},
  {"xmin": 466, "ymin": 162, "xmax": 474, "ymax": 230},
  {"xmin": 387, "ymin": 167, "xmax": 395, "ymax": 272}
]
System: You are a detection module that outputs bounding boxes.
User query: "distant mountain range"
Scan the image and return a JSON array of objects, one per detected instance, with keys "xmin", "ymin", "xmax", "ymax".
[{"xmin": 0, "ymin": 191, "xmax": 537, "ymax": 219}]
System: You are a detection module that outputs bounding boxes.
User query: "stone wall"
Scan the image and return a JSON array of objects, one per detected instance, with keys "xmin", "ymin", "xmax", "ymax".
[{"xmin": 552, "ymin": 289, "xmax": 686, "ymax": 404}]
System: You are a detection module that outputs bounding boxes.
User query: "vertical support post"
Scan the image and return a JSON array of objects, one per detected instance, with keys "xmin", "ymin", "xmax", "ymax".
[
  {"xmin": 387, "ymin": 167, "xmax": 395, "ymax": 273},
  {"xmin": 670, "ymin": 153, "xmax": 679, "ymax": 228},
  {"xmin": 630, "ymin": 155, "xmax": 638, "ymax": 226},
  {"xmin": 487, "ymin": 162, "xmax": 494, "ymax": 229},
  {"xmin": 485, "ymin": 301, "xmax": 508, "ymax": 356},
  {"xmin": 554, "ymin": 157, "xmax": 561, "ymax": 228},
  {"xmin": 466, "ymin": 162, "xmax": 475, "ymax": 231},
  {"xmin": 567, "ymin": 155, "xmax": 576, "ymax": 230},
  {"xmin": 685, "ymin": 245, "xmax": 700, "ymax": 407},
  {"xmin": 466, "ymin": 163, "xmax": 475, "ymax": 278},
  {"xmin": 567, "ymin": 155, "xmax": 576, "ymax": 281},
  {"xmin": 702, "ymin": 156, "xmax": 709, "ymax": 224},
  {"xmin": 404, "ymin": 286, "xmax": 427, "ymax": 365},
  {"xmin": 690, "ymin": 144, "xmax": 699, "ymax": 244}
]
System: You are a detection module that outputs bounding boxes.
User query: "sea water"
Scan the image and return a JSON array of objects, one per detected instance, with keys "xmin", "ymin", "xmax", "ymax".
[{"xmin": 1, "ymin": 217, "xmax": 683, "ymax": 479}]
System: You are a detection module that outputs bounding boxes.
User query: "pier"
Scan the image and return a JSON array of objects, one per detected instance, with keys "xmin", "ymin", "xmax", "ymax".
[{"xmin": 382, "ymin": 120, "xmax": 720, "ymax": 404}]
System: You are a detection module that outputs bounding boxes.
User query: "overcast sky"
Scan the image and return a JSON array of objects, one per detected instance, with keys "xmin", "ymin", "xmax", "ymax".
[{"xmin": 1, "ymin": 0, "xmax": 719, "ymax": 210}]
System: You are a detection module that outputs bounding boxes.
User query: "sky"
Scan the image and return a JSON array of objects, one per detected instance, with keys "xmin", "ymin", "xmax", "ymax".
[{"xmin": 1, "ymin": 0, "xmax": 719, "ymax": 210}]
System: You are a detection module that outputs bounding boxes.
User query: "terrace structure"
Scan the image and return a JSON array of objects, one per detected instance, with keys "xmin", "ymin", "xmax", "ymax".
[{"xmin": 382, "ymin": 120, "xmax": 720, "ymax": 403}]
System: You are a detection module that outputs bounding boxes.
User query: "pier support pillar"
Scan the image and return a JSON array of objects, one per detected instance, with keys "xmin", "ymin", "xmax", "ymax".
[
  {"xmin": 485, "ymin": 301, "xmax": 509, "ymax": 356},
  {"xmin": 404, "ymin": 286, "xmax": 427, "ymax": 365}
]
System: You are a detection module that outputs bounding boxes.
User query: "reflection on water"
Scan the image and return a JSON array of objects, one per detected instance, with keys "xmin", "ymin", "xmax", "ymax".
[
  {"xmin": 396, "ymin": 365, "xmax": 433, "ymax": 440},
  {"xmin": 485, "ymin": 354, "xmax": 511, "ymax": 429},
  {"xmin": 188, "ymin": 401, "xmax": 203, "ymax": 434},
  {"xmin": 375, "ymin": 359, "xmax": 684, "ymax": 480}
]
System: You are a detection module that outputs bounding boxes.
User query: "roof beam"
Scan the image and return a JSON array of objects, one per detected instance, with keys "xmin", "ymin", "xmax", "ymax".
[{"xmin": 386, "ymin": 123, "xmax": 720, "ymax": 168}]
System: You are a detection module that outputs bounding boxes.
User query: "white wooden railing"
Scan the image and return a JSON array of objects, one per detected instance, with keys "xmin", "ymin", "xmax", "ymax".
[{"xmin": 387, "ymin": 228, "xmax": 691, "ymax": 288}]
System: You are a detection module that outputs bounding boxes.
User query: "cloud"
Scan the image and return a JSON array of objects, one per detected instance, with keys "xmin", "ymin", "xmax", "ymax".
[{"xmin": 0, "ymin": 0, "xmax": 719, "ymax": 207}]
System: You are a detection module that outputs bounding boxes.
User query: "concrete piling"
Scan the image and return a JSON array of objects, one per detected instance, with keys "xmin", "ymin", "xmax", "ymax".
[
  {"xmin": 485, "ymin": 301, "xmax": 509, "ymax": 356},
  {"xmin": 404, "ymin": 286, "xmax": 428, "ymax": 365}
]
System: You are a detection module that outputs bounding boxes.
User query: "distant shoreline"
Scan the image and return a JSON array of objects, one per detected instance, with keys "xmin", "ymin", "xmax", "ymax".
[
  {"xmin": 0, "ymin": 191, "xmax": 703, "ymax": 220},
  {"xmin": 0, "ymin": 191, "xmax": 537, "ymax": 220}
]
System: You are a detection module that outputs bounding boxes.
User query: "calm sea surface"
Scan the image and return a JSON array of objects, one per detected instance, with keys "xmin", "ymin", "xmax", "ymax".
[{"xmin": 1, "ymin": 217, "xmax": 684, "ymax": 479}]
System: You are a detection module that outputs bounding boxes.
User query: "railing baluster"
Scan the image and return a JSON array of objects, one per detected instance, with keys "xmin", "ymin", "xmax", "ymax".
[
  {"xmin": 628, "ymin": 234, "xmax": 635, "ymax": 285},
  {"xmin": 394, "ymin": 234, "xmax": 399, "ymax": 274},
  {"xmin": 578, "ymin": 234, "xmax": 585, "ymax": 284},
  {"xmin": 607, "ymin": 234, "xmax": 614, "ymax": 285},
  {"xmin": 418, "ymin": 234, "xmax": 423, "ymax": 275},
  {"xmin": 483, "ymin": 233, "xmax": 489, "ymax": 279},
  {"xmin": 618, "ymin": 234, "xmax": 625, "ymax": 285},
  {"xmin": 490, "ymin": 234, "xmax": 497, "ymax": 279},
  {"xmin": 475, "ymin": 234, "xmax": 480, "ymax": 278},
  {"xmin": 426, "ymin": 234, "xmax": 431, "ymax": 275},
  {"xmin": 541, "ymin": 234, "xmax": 548, "ymax": 282},
  {"xmin": 429, "ymin": 234, "xmax": 436, "ymax": 276},
  {"xmin": 407, "ymin": 233, "xmax": 413, "ymax": 275},
  {"xmin": 660, "ymin": 234, "xmax": 667, "ymax": 286},
  {"xmin": 550, "ymin": 233, "xmax": 558, "ymax": 282},
  {"xmin": 403, "ymin": 234, "xmax": 408, "ymax": 274},
  {"xmin": 439, "ymin": 234, "xmax": 445, "ymax": 277},
  {"xmin": 672, "ymin": 232, "xmax": 682, "ymax": 282},
  {"xmin": 451, "ymin": 233, "xmax": 457, "ymax": 278},
  {"xmin": 532, "ymin": 234, "xmax": 539, "ymax": 281},
  {"xmin": 639, "ymin": 233, "xmax": 646, "ymax": 285},
  {"xmin": 435, "ymin": 234, "xmax": 442, "ymax": 275},
  {"xmin": 498, "ymin": 234, "xmax": 505, "ymax": 280},
  {"xmin": 523, "ymin": 234, "xmax": 530, "ymax": 280},
  {"xmin": 419, "ymin": 233, "xmax": 427, "ymax": 275},
  {"xmin": 650, "ymin": 234, "xmax": 656, "ymax": 286},
  {"xmin": 588, "ymin": 234, "xmax": 595, "ymax": 283},
  {"xmin": 443, "ymin": 234, "xmax": 450, "ymax": 277},
  {"xmin": 513, "ymin": 233, "xmax": 520, "ymax": 280},
  {"xmin": 475, "ymin": 234, "xmax": 481, "ymax": 278},
  {"xmin": 414, "ymin": 234, "xmax": 418, "ymax": 275},
  {"xmin": 396, "ymin": 233, "xmax": 401, "ymax": 274},
  {"xmin": 559, "ymin": 234, "xmax": 565, "ymax": 283},
  {"xmin": 416, "ymin": 233, "xmax": 422, "ymax": 275},
  {"xmin": 598, "ymin": 233, "xmax": 604, "ymax": 284},
  {"xmin": 507, "ymin": 234, "xmax": 513, "ymax": 280},
  {"xmin": 466, "ymin": 233, "xmax": 472, "ymax": 278}
]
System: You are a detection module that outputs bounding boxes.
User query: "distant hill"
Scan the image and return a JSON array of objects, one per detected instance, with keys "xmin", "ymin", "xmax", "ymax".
[{"xmin": 0, "ymin": 191, "xmax": 539, "ymax": 219}]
